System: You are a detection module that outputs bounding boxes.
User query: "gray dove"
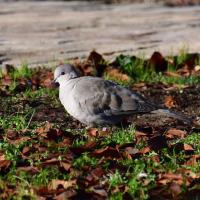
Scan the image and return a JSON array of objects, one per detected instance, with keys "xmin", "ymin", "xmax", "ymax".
[{"xmin": 54, "ymin": 64, "xmax": 192, "ymax": 127}]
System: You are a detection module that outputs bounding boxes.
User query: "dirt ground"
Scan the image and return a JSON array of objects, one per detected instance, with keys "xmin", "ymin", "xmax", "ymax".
[{"xmin": 131, "ymin": 84, "xmax": 200, "ymax": 129}]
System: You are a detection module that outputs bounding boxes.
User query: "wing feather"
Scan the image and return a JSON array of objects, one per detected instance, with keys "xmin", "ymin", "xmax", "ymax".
[{"xmin": 73, "ymin": 77, "xmax": 158, "ymax": 116}]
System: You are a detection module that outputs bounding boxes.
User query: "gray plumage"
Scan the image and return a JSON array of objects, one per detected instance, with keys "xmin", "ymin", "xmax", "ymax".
[{"xmin": 54, "ymin": 64, "xmax": 192, "ymax": 127}]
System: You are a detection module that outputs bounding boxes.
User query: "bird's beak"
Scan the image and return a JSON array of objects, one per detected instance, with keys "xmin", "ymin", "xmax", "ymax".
[{"xmin": 51, "ymin": 78, "xmax": 60, "ymax": 88}]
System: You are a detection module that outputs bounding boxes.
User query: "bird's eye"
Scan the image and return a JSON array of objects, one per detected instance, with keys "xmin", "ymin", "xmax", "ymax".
[{"xmin": 61, "ymin": 72, "xmax": 65, "ymax": 75}]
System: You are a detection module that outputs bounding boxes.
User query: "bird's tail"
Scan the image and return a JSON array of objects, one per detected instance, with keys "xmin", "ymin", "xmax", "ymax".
[{"xmin": 151, "ymin": 109, "xmax": 193, "ymax": 124}]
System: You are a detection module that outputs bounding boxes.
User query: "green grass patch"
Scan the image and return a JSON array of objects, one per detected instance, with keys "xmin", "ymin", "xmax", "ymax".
[{"xmin": 0, "ymin": 55, "xmax": 199, "ymax": 199}]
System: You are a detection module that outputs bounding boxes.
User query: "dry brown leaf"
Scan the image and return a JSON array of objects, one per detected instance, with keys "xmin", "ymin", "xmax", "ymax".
[
  {"xmin": 60, "ymin": 162, "xmax": 71, "ymax": 172},
  {"xmin": 151, "ymin": 155, "xmax": 160, "ymax": 164},
  {"xmin": 164, "ymin": 95, "xmax": 177, "ymax": 108},
  {"xmin": 8, "ymin": 136, "xmax": 31, "ymax": 145},
  {"xmin": 70, "ymin": 141, "xmax": 97, "ymax": 155},
  {"xmin": 35, "ymin": 186, "xmax": 55, "ymax": 196},
  {"xmin": 91, "ymin": 167, "xmax": 104, "ymax": 179},
  {"xmin": 88, "ymin": 128, "xmax": 99, "ymax": 137},
  {"xmin": 139, "ymin": 146, "xmax": 151, "ymax": 154},
  {"xmin": 132, "ymin": 82, "xmax": 147, "ymax": 90},
  {"xmin": 158, "ymin": 173, "xmax": 191, "ymax": 186},
  {"xmin": 194, "ymin": 65, "xmax": 200, "ymax": 72},
  {"xmin": 169, "ymin": 182, "xmax": 182, "ymax": 197},
  {"xmin": 87, "ymin": 50, "xmax": 105, "ymax": 67},
  {"xmin": 149, "ymin": 51, "xmax": 168, "ymax": 72},
  {"xmin": 92, "ymin": 188, "xmax": 108, "ymax": 198},
  {"xmin": 41, "ymin": 158, "xmax": 60, "ymax": 166},
  {"xmin": 157, "ymin": 173, "xmax": 182, "ymax": 185},
  {"xmin": 164, "ymin": 71, "xmax": 181, "ymax": 77},
  {"xmin": 91, "ymin": 146, "xmax": 121, "ymax": 158},
  {"xmin": 87, "ymin": 50, "xmax": 107, "ymax": 77},
  {"xmin": 0, "ymin": 160, "xmax": 11, "ymax": 171},
  {"xmin": 55, "ymin": 190, "xmax": 77, "ymax": 200},
  {"xmin": 22, "ymin": 146, "xmax": 31, "ymax": 155},
  {"xmin": 124, "ymin": 147, "xmax": 139, "ymax": 155},
  {"xmin": 1, "ymin": 64, "xmax": 15, "ymax": 75},
  {"xmin": 135, "ymin": 131, "xmax": 147, "ymax": 137},
  {"xmin": 0, "ymin": 153, "xmax": 6, "ymax": 161},
  {"xmin": 49, "ymin": 179, "xmax": 76, "ymax": 190},
  {"xmin": 58, "ymin": 138, "xmax": 72, "ymax": 147},
  {"xmin": 36, "ymin": 122, "xmax": 52, "ymax": 136},
  {"xmin": 177, "ymin": 65, "xmax": 191, "ymax": 76},
  {"xmin": 183, "ymin": 144, "xmax": 194, "ymax": 151},
  {"xmin": 6, "ymin": 130, "xmax": 19, "ymax": 140},
  {"xmin": 106, "ymin": 68, "xmax": 130, "ymax": 82},
  {"xmin": 165, "ymin": 128, "xmax": 186, "ymax": 139},
  {"xmin": 17, "ymin": 166, "xmax": 40, "ymax": 174},
  {"xmin": 1, "ymin": 75, "xmax": 12, "ymax": 86}
]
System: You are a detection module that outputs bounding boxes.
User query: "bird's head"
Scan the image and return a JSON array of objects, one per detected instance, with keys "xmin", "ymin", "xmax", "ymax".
[{"xmin": 53, "ymin": 64, "xmax": 80, "ymax": 86}]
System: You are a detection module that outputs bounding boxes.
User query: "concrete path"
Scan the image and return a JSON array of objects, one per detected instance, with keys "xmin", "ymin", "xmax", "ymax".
[{"xmin": 0, "ymin": 1, "xmax": 200, "ymax": 66}]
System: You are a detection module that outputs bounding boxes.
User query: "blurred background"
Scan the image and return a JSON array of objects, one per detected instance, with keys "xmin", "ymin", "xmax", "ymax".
[{"xmin": 0, "ymin": 0, "xmax": 200, "ymax": 66}]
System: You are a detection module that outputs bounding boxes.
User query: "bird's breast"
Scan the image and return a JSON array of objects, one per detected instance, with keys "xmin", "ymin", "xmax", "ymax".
[{"xmin": 59, "ymin": 85, "xmax": 85, "ymax": 120}]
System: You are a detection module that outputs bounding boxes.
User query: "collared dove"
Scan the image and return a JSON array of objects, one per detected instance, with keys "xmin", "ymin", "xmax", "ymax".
[{"xmin": 54, "ymin": 64, "xmax": 192, "ymax": 127}]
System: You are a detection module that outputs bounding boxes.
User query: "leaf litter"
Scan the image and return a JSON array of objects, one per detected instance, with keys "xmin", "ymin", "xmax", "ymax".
[{"xmin": 0, "ymin": 50, "xmax": 200, "ymax": 199}]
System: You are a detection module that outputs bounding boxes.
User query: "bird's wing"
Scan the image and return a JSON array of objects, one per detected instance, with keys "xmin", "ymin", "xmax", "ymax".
[{"xmin": 73, "ymin": 77, "xmax": 158, "ymax": 116}]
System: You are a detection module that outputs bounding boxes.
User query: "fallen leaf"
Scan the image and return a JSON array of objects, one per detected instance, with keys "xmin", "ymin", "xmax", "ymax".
[
  {"xmin": 70, "ymin": 141, "xmax": 97, "ymax": 155},
  {"xmin": 164, "ymin": 71, "xmax": 181, "ymax": 77},
  {"xmin": 6, "ymin": 130, "xmax": 19, "ymax": 140},
  {"xmin": 176, "ymin": 53, "xmax": 199, "ymax": 76},
  {"xmin": 58, "ymin": 138, "xmax": 72, "ymax": 147},
  {"xmin": 8, "ymin": 136, "xmax": 31, "ymax": 145},
  {"xmin": 149, "ymin": 51, "xmax": 168, "ymax": 72},
  {"xmin": 87, "ymin": 50, "xmax": 105, "ymax": 67},
  {"xmin": 169, "ymin": 182, "xmax": 182, "ymax": 197},
  {"xmin": 185, "ymin": 154, "xmax": 200, "ymax": 166},
  {"xmin": 135, "ymin": 131, "xmax": 147, "ymax": 137},
  {"xmin": 124, "ymin": 147, "xmax": 139, "ymax": 155},
  {"xmin": 1, "ymin": 64, "xmax": 15, "ymax": 75},
  {"xmin": 165, "ymin": 128, "xmax": 186, "ymax": 139},
  {"xmin": 55, "ymin": 189, "xmax": 77, "ymax": 200},
  {"xmin": 1, "ymin": 75, "xmax": 12, "ymax": 86},
  {"xmin": 22, "ymin": 146, "xmax": 31, "ymax": 156},
  {"xmin": 92, "ymin": 187, "xmax": 108, "ymax": 198},
  {"xmin": 88, "ymin": 128, "xmax": 99, "ymax": 137},
  {"xmin": 151, "ymin": 155, "xmax": 160, "ymax": 163},
  {"xmin": 35, "ymin": 187, "xmax": 55, "ymax": 197},
  {"xmin": 0, "ymin": 160, "xmax": 11, "ymax": 171},
  {"xmin": 91, "ymin": 146, "xmax": 121, "ymax": 158},
  {"xmin": 36, "ymin": 122, "xmax": 52, "ymax": 136},
  {"xmin": 139, "ymin": 146, "xmax": 151, "ymax": 154},
  {"xmin": 148, "ymin": 135, "xmax": 168, "ymax": 151},
  {"xmin": 93, "ymin": 167, "xmax": 104, "ymax": 176},
  {"xmin": 194, "ymin": 65, "xmax": 200, "ymax": 72},
  {"xmin": 164, "ymin": 95, "xmax": 177, "ymax": 108},
  {"xmin": 183, "ymin": 144, "xmax": 194, "ymax": 151},
  {"xmin": 0, "ymin": 153, "xmax": 6, "ymax": 161},
  {"xmin": 177, "ymin": 65, "xmax": 190, "ymax": 76},
  {"xmin": 60, "ymin": 162, "xmax": 71, "ymax": 172},
  {"xmin": 157, "ymin": 173, "xmax": 191, "ymax": 186},
  {"xmin": 170, "ymin": 143, "xmax": 194, "ymax": 154},
  {"xmin": 41, "ymin": 158, "xmax": 60, "ymax": 166},
  {"xmin": 49, "ymin": 179, "xmax": 76, "ymax": 190},
  {"xmin": 106, "ymin": 68, "xmax": 130, "ymax": 82},
  {"xmin": 17, "ymin": 166, "xmax": 39, "ymax": 174}
]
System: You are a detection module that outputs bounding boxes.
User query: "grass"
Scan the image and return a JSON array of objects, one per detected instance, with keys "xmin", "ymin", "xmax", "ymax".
[
  {"xmin": 112, "ymin": 46, "xmax": 200, "ymax": 86},
  {"xmin": 73, "ymin": 153, "xmax": 98, "ymax": 169},
  {"xmin": 103, "ymin": 125, "xmax": 135, "ymax": 146},
  {"xmin": 0, "ymin": 53, "xmax": 200, "ymax": 199}
]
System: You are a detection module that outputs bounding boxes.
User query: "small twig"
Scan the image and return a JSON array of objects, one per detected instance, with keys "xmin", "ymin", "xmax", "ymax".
[
  {"xmin": 24, "ymin": 109, "xmax": 35, "ymax": 131},
  {"xmin": 12, "ymin": 175, "xmax": 31, "ymax": 187}
]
